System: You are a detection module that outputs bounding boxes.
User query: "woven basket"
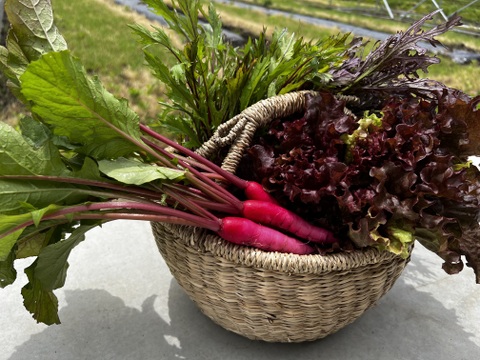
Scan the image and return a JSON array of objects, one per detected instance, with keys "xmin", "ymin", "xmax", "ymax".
[{"xmin": 152, "ymin": 91, "xmax": 412, "ymax": 342}]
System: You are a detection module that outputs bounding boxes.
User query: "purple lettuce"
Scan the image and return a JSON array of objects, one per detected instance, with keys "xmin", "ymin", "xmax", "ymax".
[{"xmin": 238, "ymin": 91, "xmax": 480, "ymax": 282}]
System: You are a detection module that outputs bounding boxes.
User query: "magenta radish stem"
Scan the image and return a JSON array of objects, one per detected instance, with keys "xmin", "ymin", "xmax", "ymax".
[
  {"xmin": 141, "ymin": 127, "xmax": 277, "ymax": 203},
  {"xmin": 0, "ymin": 201, "xmax": 222, "ymax": 240},
  {"xmin": 161, "ymin": 185, "xmax": 219, "ymax": 221},
  {"xmin": 190, "ymin": 199, "xmax": 239, "ymax": 214},
  {"xmin": 0, "ymin": 175, "xmax": 165, "ymax": 201},
  {"xmin": 142, "ymin": 136, "xmax": 243, "ymax": 210},
  {"xmin": 162, "ymin": 183, "xmax": 239, "ymax": 214},
  {"xmin": 60, "ymin": 201, "xmax": 220, "ymax": 230},
  {"xmin": 140, "ymin": 124, "xmax": 248, "ymax": 188}
]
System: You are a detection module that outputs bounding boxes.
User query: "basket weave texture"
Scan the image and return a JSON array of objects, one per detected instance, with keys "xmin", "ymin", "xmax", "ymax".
[{"xmin": 152, "ymin": 91, "xmax": 411, "ymax": 342}]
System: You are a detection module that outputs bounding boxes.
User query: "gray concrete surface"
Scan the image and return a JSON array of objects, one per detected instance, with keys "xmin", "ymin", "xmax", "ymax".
[{"xmin": 1, "ymin": 220, "xmax": 479, "ymax": 360}]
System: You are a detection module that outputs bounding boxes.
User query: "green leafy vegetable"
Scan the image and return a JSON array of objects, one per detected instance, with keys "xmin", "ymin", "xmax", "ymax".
[
  {"xmin": 21, "ymin": 261, "xmax": 61, "ymax": 325},
  {"xmin": 20, "ymin": 51, "xmax": 144, "ymax": 159},
  {"xmin": 0, "ymin": 250, "xmax": 17, "ymax": 288},
  {"xmin": 34, "ymin": 223, "xmax": 99, "ymax": 291},
  {"xmin": 0, "ymin": 0, "xmax": 67, "ymax": 100},
  {"xmin": 0, "ymin": 121, "xmax": 67, "ymax": 176},
  {"xmin": 132, "ymin": 0, "xmax": 348, "ymax": 148},
  {"xmin": 98, "ymin": 158, "xmax": 185, "ymax": 185}
]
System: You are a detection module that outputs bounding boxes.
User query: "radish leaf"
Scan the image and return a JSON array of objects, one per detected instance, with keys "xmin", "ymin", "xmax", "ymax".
[
  {"xmin": 0, "ymin": 250, "xmax": 16, "ymax": 288},
  {"xmin": 20, "ymin": 50, "xmax": 143, "ymax": 159},
  {"xmin": 0, "ymin": 122, "xmax": 67, "ymax": 176},
  {"xmin": 4, "ymin": 0, "xmax": 67, "ymax": 62},
  {"xmin": 99, "ymin": 158, "xmax": 185, "ymax": 185},
  {"xmin": 1, "ymin": 0, "xmax": 67, "ymax": 102},
  {"xmin": 35, "ymin": 223, "xmax": 99, "ymax": 291},
  {"xmin": 21, "ymin": 261, "xmax": 60, "ymax": 325},
  {"xmin": 0, "ymin": 179, "xmax": 91, "ymax": 215}
]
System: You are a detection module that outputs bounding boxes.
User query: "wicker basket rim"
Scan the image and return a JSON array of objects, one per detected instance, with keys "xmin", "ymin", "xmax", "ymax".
[{"xmin": 153, "ymin": 223, "xmax": 408, "ymax": 274}]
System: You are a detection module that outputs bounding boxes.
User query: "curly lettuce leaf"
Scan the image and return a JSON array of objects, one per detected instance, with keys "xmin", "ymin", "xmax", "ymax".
[{"xmin": 238, "ymin": 90, "xmax": 480, "ymax": 282}]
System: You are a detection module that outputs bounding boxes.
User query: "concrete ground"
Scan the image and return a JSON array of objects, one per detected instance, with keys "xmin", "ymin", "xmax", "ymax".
[{"xmin": 1, "ymin": 220, "xmax": 479, "ymax": 360}]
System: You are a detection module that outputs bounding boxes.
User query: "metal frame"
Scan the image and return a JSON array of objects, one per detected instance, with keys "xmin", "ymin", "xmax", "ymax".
[{"xmin": 382, "ymin": 0, "xmax": 478, "ymax": 20}]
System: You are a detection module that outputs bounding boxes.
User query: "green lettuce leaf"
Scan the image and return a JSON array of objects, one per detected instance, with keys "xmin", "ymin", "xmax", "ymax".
[{"xmin": 20, "ymin": 50, "xmax": 143, "ymax": 159}]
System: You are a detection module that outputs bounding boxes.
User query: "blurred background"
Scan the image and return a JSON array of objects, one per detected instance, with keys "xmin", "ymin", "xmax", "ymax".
[{"xmin": 1, "ymin": 0, "xmax": 480, "ymax": 124}]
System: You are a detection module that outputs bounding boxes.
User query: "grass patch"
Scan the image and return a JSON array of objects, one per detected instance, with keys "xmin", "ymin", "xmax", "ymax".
[
  {"xmin": 429, "ymin": 56, "xmax": 480, "ymax": 95},
  {"xmin": 215, "ymin": 2, "xmax": 341, "ymax": 40},
  {"xmin": 52, "ymin": 0, "xmax": 148, "ymax": 74}
]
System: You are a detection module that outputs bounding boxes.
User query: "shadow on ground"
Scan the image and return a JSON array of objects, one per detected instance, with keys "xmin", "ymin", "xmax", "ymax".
[{"xmin": 9, "ymin": 257, "xmax": 479, "ymax": 360}]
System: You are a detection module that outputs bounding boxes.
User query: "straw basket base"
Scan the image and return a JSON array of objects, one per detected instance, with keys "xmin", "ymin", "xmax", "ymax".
[{"xmin": 152, "ymin": 222, "xmax": 411, "ymax": 343}]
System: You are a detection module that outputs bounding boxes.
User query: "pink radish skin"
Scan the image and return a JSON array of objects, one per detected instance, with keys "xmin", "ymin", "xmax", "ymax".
[
  {"xmin": 241, "ymin": 200, "xmax": 337, "ymax": 244},
  {"xmin": 217, "ymin": 217, "xmax": 315, "ymax": 254},
  {"xmin": 244, "ymin": 181, "xmax": 278, "ymax": 204}
]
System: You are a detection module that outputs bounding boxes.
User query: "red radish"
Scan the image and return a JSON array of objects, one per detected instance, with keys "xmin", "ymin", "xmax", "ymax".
[
  {"xmin": 241, "ymin": 200, "xmax": 337, "ymax": 244},
  {"xmin": 217, "ymin": 217, "xmax": 315, "ymax": 254},
  {"xmin": 244, "ymin": 181, "xmax": 279, "ymax": 204}
]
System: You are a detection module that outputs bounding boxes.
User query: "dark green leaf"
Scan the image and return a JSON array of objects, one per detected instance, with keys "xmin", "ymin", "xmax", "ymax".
[
  {"xmin": 35, "ymin": 223, "xmax": 99, "ymax": 291},
  {"xmin": 19, "ymin": 116, "xmax": 54, "ymax": 148},
  {"xmin": 0, "ymin": 250, "xmax": 17, "ymax": 288},
  {"xmin": 21, "ymin": 261, "xmax": 60, "ymax": 325},
  {"xmin": 15, "ymin": 227, "xmax": 53, "ymax": 259}
]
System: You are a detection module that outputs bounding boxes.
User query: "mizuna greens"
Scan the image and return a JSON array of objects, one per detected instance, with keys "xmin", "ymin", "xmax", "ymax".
[{"xmin": 1, "ymin": 0, "xmax": 480, "ymax": 327}]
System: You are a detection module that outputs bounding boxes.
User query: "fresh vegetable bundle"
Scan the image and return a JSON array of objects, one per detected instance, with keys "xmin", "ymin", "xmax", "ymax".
[{"xmin": 0, "ymin": 0, "xmax": 479, "ymax": 328}]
